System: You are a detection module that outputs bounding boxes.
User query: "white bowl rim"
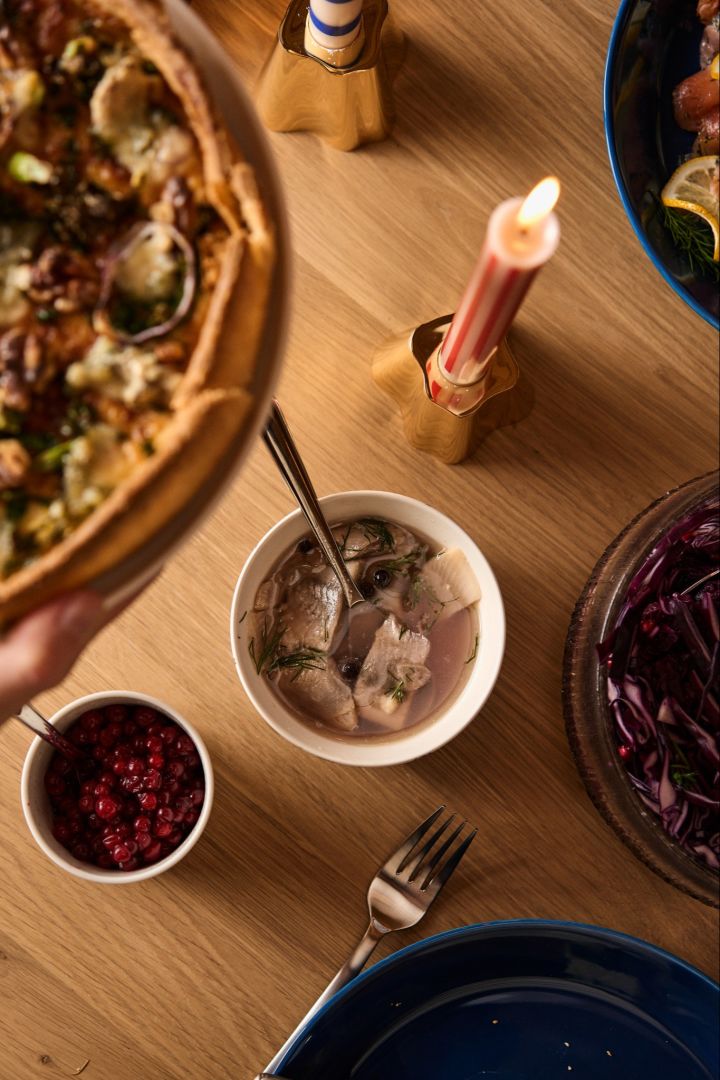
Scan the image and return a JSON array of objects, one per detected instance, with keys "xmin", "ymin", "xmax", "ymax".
[
  {"xmin": 20, "ymin": 691, "xmax": 214, "ymax": 884},
  {"xmin": 230, "ymin": 490, "xmax": 506, "ymax": 766}
]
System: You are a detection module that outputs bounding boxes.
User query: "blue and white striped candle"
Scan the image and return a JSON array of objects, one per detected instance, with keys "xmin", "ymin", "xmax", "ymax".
[{"xmin": 307, "ymin": 0, "xmax": 363, "ymax": 54}]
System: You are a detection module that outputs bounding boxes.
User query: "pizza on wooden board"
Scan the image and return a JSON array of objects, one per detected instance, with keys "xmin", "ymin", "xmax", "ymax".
[{"xmin": 0, "ymin": 0, "xmax": 274, "ymax": 625}]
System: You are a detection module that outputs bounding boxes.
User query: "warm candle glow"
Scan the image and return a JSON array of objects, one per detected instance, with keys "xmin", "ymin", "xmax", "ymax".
[{"xmin": 516, "ymin": 176, "xmax": 561, "ymax": 229}]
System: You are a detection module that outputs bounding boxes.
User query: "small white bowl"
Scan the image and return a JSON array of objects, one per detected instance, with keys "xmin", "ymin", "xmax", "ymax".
[
  {"xmin": 21, "ymin": 691, "xmax": 214, "ymax": 884},
  {"xmin": 230, "ymin": 491, "xmax": 505, "ymax": 766}
]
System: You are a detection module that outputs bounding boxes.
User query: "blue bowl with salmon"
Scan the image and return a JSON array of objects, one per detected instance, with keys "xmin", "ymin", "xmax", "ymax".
[{"xmin": 605, "ymin": 0, "xmax": 719, "ymax": 328}]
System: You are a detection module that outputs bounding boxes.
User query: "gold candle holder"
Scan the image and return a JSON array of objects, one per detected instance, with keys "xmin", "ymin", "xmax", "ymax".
[
  {"xmin": 372, "ymin": 316, "xmax": 533, "ymax": 465},
  {"xmin": 256, "ymin": 0, "xmax": 405, "ymax": 152}
]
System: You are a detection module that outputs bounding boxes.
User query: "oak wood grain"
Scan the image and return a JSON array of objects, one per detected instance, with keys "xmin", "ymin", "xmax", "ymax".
[{"xmin": 1, "ymin": 1, "xmax": 718, "ymax": 1077}]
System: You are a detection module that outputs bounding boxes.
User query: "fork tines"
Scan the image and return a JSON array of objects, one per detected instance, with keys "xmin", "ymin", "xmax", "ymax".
[{"xmin": 395, "ymin": 806, "xmax": 476, "ymax": 893}]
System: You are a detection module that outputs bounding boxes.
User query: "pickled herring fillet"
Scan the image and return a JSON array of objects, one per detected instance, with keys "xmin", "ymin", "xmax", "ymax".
[
  {"xmin": 354, "ymin": 615, "xmax": 431, "ymax": 709},
  {"xmin": 279, "ymin": 565, "xmax": 344, "ymax": 651},
  {"xmin": 278, "ymin": 660, "xmax": 357, "ymax": 731},
  {"xmin": 336, "ymin": 519, "xmax": 418, "ymax": 561},
  {"xmin": 404, "ymin": 548, "xmax": 482, "ymax": 630}
]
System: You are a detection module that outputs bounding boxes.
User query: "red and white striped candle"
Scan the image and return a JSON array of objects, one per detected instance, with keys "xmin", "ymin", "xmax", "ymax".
[{"xmin": 436, "ymin": 177, "xmax": 561, "ymax": 390}]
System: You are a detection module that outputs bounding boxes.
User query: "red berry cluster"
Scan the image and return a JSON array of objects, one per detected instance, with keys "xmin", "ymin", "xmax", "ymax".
[{"xmin": 45, "ymin": 704, "xmax": 205, "ymax": 872}]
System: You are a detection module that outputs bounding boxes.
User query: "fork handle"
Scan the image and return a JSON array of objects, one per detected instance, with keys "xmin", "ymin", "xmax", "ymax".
[{"xmin": 262, "ymin": 919, "xmax": 386, "ymax": 1075}]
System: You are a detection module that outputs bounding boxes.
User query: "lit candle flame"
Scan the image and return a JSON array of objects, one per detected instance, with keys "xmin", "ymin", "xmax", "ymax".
[{"xmin": 517, "ymin": 176, "xmax": 561, "ymax": 229}]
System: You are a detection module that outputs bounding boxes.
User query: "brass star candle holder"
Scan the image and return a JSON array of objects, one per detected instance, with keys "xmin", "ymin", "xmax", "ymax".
[
  {"xmin": 256, "ymin": 0, "xmax": 404, "ymax": 152},
  {"xmin": 372, "ymin": 317, "xmax": 531, "ymax": 465},
  {"xmin": 373, "ymin": 178, "xmax": 561, "ymax": 465}
]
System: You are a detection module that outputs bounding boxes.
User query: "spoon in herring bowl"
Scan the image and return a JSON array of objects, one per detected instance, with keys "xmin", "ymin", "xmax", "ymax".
[{"xmin": 263, "ymin": 400, "xmax": 368, "ymax": 609}]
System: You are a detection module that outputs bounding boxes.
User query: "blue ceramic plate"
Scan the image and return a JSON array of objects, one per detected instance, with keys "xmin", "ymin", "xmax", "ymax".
[
  {"xmin": 605, "ymin": 0, "xmax": 719, "ymax": 328},
  {"xmin": 277, "ymin": 920, "xmax": 719, "ymax": 1079}
]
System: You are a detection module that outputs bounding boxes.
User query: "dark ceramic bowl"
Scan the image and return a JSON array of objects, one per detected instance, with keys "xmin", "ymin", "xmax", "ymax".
[
  {"xmin": 605, "ymin": 0, "xmax": 719, "ymax": 328},
  {"xmin": 563, "ymin": 473, "xmax": 719, "ymax": 909},
  {"xmin": 276, "ymin": 921, "xmax": 719, "ymax": 1078}
]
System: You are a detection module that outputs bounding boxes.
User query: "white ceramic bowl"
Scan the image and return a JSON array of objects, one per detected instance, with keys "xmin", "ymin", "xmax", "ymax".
[
  {"xmin": 230, "ymin": 492, "xmax": 505, "ymax": 766},
  {"xmin": 21, "ymin": 692, "xmax": 214, "ymax": 884}
]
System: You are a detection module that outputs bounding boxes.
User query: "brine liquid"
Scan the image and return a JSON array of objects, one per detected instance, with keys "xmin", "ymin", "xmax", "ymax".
[{"xmin": 247, "ymin": 517, "xmax": 480, "ymax": 739}]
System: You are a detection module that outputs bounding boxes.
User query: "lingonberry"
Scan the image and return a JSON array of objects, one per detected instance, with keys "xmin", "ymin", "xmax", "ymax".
[
  {"xmin": 135, "ymin": 831, "xmax": 152, "ymax": 852},
  {"xmin": 143, "ymin": 841, "xmax": 163, "ymax": 863},
  {"xmin": 111, "ymin": 843, "xmax": 131, "ymax": 864},
  {"xmin": 95, "ymin": 796, "xmax": 120, "ymax": 820},
  {"xmin": 44, "ymin": 704, "xmax": 205, "ymax": 872},
  {"xmin": 134, "ymin": 707, "xmax": 157, "ymax": 727},
  {"xmin": 99, "ymin": 721, "xmax": 122, "ymax": 747},
  {"xmin": 45, "ymin": 773, "xmax": 65, "ymax": 796},
  {"xmin": 119, "ymin": 775, "xmax": 144, "ymax": 794},
  {"xmin": 143, "ymin": 769, "xmax": 162, "ymax": 790},
  {"xmin": 105, "ymin": 705, "xmax": 128, "ymax": 724},
  {"xmin": 80, "ymin": 710, "xmax": 103, "ymax": 731}
]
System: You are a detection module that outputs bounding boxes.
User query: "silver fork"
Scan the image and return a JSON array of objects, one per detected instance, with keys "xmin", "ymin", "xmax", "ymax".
[{"xmin": 256, "ymin": 806, "xmax": 476, "ymax": 1078}]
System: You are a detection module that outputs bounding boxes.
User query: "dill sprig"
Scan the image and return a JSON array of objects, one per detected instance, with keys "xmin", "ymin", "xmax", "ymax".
[
  {"xmin": 337, "ymin": 522, "xmax": 353, "ymax": 555},
  {"xmin": 670, "ymin": 765, "xmax": 697, "ymax": 789},
  {"xmin": 662, "ymin": 205, "xmax": 720, "ymax": 282},
  {"xmin": 248, "ymin": 620, "xmax": 285, "ymax": 675},
  {"xmin": 381, "ymin": 546, "xmax": 425, "ymax": 576},
  {"xmin": 268, "ymin": 648, "xmax": 326, "ymax": 681},
  {"xmin": 249, "ymin": 620, "xmax": 326, "ymax": 680},
  {"xmin": 405, "ymin": 573, "xmax": 449, "ymax": 612},
  {"xmin": 357, "ymin": 517, "xmax": 395, "ymax": 553},
  {"xmin": 667, "ymin": 736, "xmax": 700, "ymax": 793},
  {"xmin": 385, "ymin": 674, "xmax": 407, "ymax": 703}
]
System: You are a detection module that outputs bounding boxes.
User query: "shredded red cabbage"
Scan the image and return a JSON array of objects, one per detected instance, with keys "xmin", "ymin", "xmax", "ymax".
[{"xmin": 598, "ymin": 494, "xmax": 720, "ymax": 871}]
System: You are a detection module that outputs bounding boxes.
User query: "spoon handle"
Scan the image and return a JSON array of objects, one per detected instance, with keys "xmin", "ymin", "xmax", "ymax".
[
  {"xmin": 16, "ymin": 703, "xmax": 81, "ymax": 760},
  {"xmin": 264, "ymin": 401, "xmax": 365, "ymax": 608}
]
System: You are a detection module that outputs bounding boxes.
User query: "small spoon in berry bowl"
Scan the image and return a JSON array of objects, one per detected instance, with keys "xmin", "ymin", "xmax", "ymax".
[{"xmin": 14, "ymin": 703, "xmax": 86, "ymax": 763}]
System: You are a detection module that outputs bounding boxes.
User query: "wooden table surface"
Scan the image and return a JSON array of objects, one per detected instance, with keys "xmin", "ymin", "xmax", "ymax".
[{"xmin": 1, "ymin": 1, "xmax": 718, "ymax": 1076}]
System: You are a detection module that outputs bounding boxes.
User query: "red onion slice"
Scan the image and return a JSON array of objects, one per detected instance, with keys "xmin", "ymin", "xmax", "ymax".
[{"xmin": 94, "ymin": 221, "xmax": 197, "ymax": 345}]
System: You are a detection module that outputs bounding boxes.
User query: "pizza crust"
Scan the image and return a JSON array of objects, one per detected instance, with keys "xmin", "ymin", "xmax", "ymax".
[{"xmin": 0, "ymin": 0, "xmax": 275, "ymax": 627}]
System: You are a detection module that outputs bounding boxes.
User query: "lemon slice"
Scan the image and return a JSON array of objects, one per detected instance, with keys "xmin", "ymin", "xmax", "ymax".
[
  {"xmin": 661, "ymin": 155, "xmax": 720, "ymax": 260},
  {"xmin": 710, "ymin": 53, "xmax": 719, "ymax": 79}
]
